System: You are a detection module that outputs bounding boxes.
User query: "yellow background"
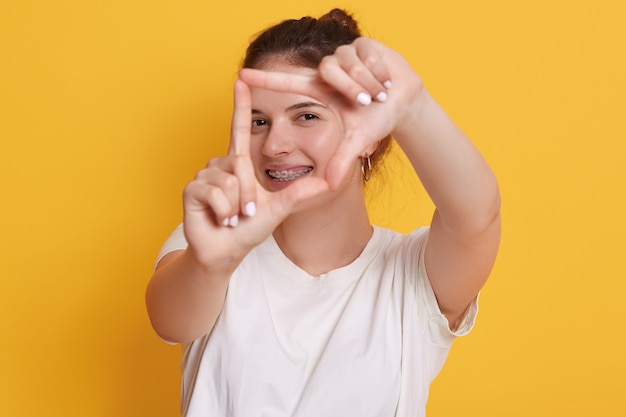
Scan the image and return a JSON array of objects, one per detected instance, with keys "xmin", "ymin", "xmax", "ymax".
[{"xmin": 1, "ymin": 0, "xmax": 624, "ymax": 415}]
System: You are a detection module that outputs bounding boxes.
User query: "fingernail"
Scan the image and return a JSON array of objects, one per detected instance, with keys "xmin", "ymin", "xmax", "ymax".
[
  {"xmin": 228, "ymin": 215, "xmax": 239, "ymax": 227},
  {"xmin": 221, "ymin": 218, "xmax": 229, "ymax": 227},
  {"xmin": 383, "ymin": 80, "xmax": 392, "ymax": 89},
  {"xmin": 356, "ymin": 92, "xmax": 372, "ymax": 106},
  {"xmin": 375, "ymin": 91, "xmax": 388, "ymax": 102},
  {"xmin": 244, "ymin": 201, "xmax": 256, "ymax": 217}
]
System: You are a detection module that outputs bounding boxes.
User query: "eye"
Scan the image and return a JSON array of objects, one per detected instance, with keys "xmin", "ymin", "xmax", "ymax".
[
  {"xmin": 251, "ymin": 118, "xmax": 269, "ymax": 133},
  {"xmin": 296, "ymin": 113, "xmax": 320, "ymax": 124}
]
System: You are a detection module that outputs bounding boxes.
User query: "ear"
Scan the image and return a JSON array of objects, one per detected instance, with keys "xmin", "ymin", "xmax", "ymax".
[{"xmin": 361, "ymin": 140, "xmax": 380, "ymax": 158}]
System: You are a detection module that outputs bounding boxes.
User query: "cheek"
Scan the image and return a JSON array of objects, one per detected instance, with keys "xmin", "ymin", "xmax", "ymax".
[{"xmin": 300, "ymin": 125, "xmax": 342, "ymax": 161}]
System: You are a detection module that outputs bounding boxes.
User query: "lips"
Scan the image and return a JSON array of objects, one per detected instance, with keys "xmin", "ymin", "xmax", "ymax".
[{"xmin": 266, "ymin": 167, "xmax": 313, "ymax": 182}]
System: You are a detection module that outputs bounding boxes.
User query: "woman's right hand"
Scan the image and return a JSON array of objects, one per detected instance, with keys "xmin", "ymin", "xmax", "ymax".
[{"xmin": 181, "ymin": 80, "xmax": 329, "ymax": 269}]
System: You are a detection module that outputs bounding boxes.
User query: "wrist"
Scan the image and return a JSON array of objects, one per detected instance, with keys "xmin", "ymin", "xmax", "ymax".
[
  {"xmin": 182, "ymin": 245, "xmax": 242, "ymax": 280},
  {"xmin": 391, "ymin": 85, "xmax": 431, "ymax": 142}
]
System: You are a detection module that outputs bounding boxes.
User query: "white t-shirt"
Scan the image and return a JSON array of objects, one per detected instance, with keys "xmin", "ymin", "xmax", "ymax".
[{"xmin": 156, "ymin": 224, "xmax": 478, "ymax": 417}]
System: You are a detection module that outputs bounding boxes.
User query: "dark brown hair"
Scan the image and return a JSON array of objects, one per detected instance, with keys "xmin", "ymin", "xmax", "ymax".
[{"xmin": 242, "ymin": 8, "xmax": 392, "ymax": 177}]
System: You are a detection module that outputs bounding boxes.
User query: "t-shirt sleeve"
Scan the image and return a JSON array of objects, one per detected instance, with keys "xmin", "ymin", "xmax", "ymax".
[
  {"xmin": 154, "ymin": 223, "xmax": 189, "ymax": 269},
  {"xmin": 408, "ymin": 227, "xmax": 479, "ymax": 347}
]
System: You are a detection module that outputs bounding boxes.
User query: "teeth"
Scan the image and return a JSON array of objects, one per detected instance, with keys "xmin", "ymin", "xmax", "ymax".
[{"xmin": 267, "ymin": 167, "xmax": 312, "ymax": 182}]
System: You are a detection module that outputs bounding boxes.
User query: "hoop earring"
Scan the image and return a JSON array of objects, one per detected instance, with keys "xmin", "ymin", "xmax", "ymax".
[{"xmin": 361, "ymin": 155, "xmax": 372, "ymax": 181}]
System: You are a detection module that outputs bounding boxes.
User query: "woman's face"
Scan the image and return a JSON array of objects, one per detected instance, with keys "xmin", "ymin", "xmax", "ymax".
[{"xmin": 248, "ymin": 61, "xmax": 357, "ymax": 193}]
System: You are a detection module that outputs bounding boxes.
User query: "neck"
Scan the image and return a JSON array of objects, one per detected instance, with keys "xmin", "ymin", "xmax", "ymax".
[{"xmin": 272, "ymin": 182, "xmax": 373, "ymax": 277}]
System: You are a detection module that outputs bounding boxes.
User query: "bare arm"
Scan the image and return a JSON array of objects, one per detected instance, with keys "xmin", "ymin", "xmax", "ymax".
[
  {"xmin": 145, "ymin": 82, "xmax": 256, "ymax": 344},
  {"xmin": 146, "ymin": 249, "xmax": 237, "ymax": 344},
  {"xmin": 393, "ymin": 89, "xmax": 501, "ymax": 328}
]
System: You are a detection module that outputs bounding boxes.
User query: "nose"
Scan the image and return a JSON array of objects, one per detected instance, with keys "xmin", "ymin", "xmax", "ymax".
[{"xmin": 262, "ymin": 124, "xmax": 295, "ymax": 157}]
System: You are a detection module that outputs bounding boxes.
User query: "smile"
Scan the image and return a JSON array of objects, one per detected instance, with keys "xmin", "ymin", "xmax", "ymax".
[{"xmin": 266, "ymin": 167, "xmax": 313, "ymax": 182}]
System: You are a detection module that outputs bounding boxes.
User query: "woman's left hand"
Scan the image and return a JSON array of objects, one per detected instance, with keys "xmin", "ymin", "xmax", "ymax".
[{"xmin": 239, "ymin": 37, "xmax": 424, "ymax": 189}]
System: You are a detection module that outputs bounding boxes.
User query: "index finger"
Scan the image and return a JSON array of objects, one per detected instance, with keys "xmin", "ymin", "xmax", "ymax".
[
  {"xmin": 239, "ymin": 68, "xmax": 329, "ymax": 99},
  {"xmin": 228, "ymin": 80, "xmax": 252, "ymax": 156}
]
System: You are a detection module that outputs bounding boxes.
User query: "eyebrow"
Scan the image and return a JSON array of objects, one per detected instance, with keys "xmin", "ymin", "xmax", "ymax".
[{"xmin": 251, "ymin": 101, "xmax": 327, "ymax": 114}]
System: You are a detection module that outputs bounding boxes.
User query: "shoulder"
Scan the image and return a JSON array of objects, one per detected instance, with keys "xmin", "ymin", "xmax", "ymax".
[
  {"xmin": 366, "ymin": 226, "xmax": 431, "ymax": 293},
  {"xmin": 371, "ymin": 226, "xmax": 429, "ymax": 261}
]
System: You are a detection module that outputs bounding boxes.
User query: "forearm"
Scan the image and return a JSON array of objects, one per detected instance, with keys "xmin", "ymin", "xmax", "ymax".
[
  {"xmin": 393, "ymin": 89, "xmax": 500, "ymax": 236},
  {"xmin": 145, "ymin": 249, "xmax": 238, "ymax": 344}
]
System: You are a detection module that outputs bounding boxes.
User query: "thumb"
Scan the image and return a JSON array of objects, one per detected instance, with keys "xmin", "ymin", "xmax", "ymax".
[
  {"xmin": 325, "ymin": 139, "xmax": 362, "ymax": 190},
  {"xmin": 268, "ymin": 176, "xmax": 330, "ymax": 218}
]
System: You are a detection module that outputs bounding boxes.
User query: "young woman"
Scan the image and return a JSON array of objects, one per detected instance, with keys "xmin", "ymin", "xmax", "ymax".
[{"xmin": 146, "ymin": 8, "xmax": 501, "ymax": 417}]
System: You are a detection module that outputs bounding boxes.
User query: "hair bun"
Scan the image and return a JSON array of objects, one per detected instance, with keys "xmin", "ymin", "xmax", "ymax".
[{"xmin": 320, "ymin": 8, "xmax": 360, "ymax": 34}]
